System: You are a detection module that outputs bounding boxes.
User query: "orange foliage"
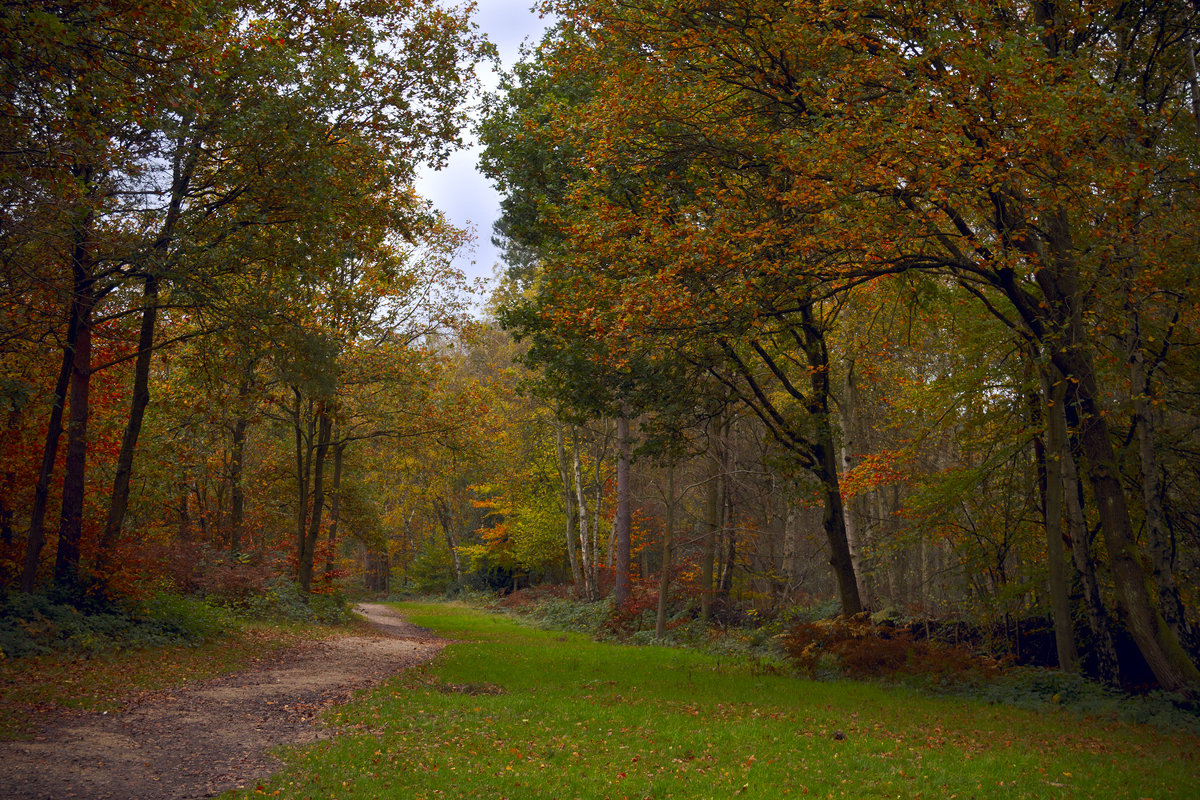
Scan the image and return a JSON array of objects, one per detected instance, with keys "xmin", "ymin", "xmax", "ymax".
[
  {"xmin": 782, "ymin": 615, "xmax": 1007, "ymax": 681},
  {"xmin": 839, "ymin": 449, "xmax": 911, "ymax": 499}
]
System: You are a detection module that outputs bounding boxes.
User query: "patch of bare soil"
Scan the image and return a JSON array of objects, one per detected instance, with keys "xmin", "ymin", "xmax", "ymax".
[{"xmin": 0, "ymin": 603, "xmax": 445, "ymax": 800}]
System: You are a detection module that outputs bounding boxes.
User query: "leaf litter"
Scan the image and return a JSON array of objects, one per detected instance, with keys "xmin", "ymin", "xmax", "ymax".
[{"xmin": 0, "ymin": 603, "xmax": 443, "ymax": 800}]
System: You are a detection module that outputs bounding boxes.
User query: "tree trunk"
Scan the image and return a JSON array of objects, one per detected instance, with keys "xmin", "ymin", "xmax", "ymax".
[
  {"xmin": 572, "ymin": 434, "xmax": 596, "ymax": 600},
  {"xmin": 229, "ymin": 414, "xmax": 249, "ymax": 555},
  {"xmin": 53, "ymin": 224, "xmax": 95, "ymax": 589},
  {"xmin": 718, "ymin": 530, "xmax": 737, "ymax": 597},
  {"xmin": 655, "ymin": 462, "xmax": 675, "ymax": 639},
  {"xmin": 717, "ymin": 446, "xmax": 736, "ymax": 598},
  {"xmin": 99, "ymin": 274, "xmax": 158, "ymax": 560},
  {"xmin": 1004, "ymin": 212, "xmax": 1200, "ymax": 689},
  {"xmin": 1037, "ymin": 367, "xmax": 1079, "ymax": 672},
  {"xmin": 297, "ymin": 405, "xmax": 332, "ymax": 594},
  {"xmin": 1050, "ymin": 374, "xmax": 1120, "ymax": 686},
  {"xmin": 324, "ymin": 441, "xmax": 345, "ymax": 578},
  {"xmin": 1126, "ymin": 291, "xmax": 1197, "ymax": 655},
  {"xmin": 838, "ymin": 357, "xmax": 868, "ymax": 606},
  {"xmin": 98, "ymin": 120, "xmax": 196, "ymax": 577},
  {"xmin": 434, "ymin": 495, "xmax": 463, "ymax": 584},
  {"xmin": 555, "ymin": 425, "xmax": 583, "ymax": 593},
  {"xmin": 591, "ymin": 421, "xmax": 609, "ymax": 585},
  {"xmin": 364, "ymin": 545, "xmax": 390, "ymax": 593},
  {"xmin": 781, "ymin": 503, "xmax": 799, "ymax": 596},
  {"xmin": 227, "ymin": 358, "xmax": 257, "ymax": 556},
  {"xmin": 176, "ymin": 485, "xmax": 192, "ymax": 542},
  {"xmin": 799, "ymin": 305, "xmax": 863, "ymax": 616},
  {"xmin": 613, "ymin": 415, "xmax": 632, "ymax": 605},
  {"xmin": 293, "ymin": 391, "xmax": 314, "ymax": 573},
  {"xmin": 1064, "ymin": 345, "xmax": 1197, "ymax": 688},
  {"xmin": 21, "ymin": 301, "xmax": 78, "ymax": 591},
  {"xmin": 700, "ymin": 434, "xmax": 722, "ymax": 622}
]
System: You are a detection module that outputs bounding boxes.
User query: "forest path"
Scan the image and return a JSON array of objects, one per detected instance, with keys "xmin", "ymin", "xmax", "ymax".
[{"xmin": 0, "ymin": 603, "xmax": 445, "ymax": 800}]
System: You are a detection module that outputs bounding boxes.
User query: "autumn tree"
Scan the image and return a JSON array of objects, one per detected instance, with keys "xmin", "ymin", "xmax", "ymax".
[
  {"xmin": 527, "ymin": 0, "xmax": 1200, "ymax": 688},
  {"xmin": 481, "ymin": 17, "xmax": 871, "ymax": 614},
  {"xmin": 1, "ymin": 0, "xmax": 492, "ymax": 595}
]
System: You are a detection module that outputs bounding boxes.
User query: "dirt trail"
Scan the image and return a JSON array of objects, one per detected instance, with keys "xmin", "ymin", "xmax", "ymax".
[{"xmin": 0, "ymin": 603, "xmax": 444, "ymax": 800}]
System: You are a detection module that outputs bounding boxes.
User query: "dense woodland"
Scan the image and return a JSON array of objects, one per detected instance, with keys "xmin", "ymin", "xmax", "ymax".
[{"xmin": 3, "ymin": 0, "xmax": 1200, "ymax": 694}]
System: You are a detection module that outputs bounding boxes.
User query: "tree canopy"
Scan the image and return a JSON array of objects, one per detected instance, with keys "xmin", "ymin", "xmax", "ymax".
[{"xmin": 4, "ymin": 0, "xmax": 1200, "ymax": 694}]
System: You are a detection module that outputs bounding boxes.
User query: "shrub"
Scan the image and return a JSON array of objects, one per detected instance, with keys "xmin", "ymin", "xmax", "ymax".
[
  {"xmin": 239, "ymin": 578, "xmax": 353, "ymax": 624},
  {"xmin": 603, "ymin": 584, "xmax": 660, "ymax": 637},
  {"xmin": 138, "ymin": 593, "xmax": 231, "ymax": 641},
  {"xmin": 524, "ymin": 597, "xmax": 613, "ymax": 636},
  {"xmin": 781, "ymin": 613, "xmax": 1004, "ymax": 681},
  {"xmin": 0, "ymin": 589, "xmax": 232, "ymax": 658},
  {"xmin": 957, "ymin": 667, "xmax": 1200, "ymax": 734},
  {"xmin": 145, "ymin": 542, "xmax": 271, "ymax": 602}
]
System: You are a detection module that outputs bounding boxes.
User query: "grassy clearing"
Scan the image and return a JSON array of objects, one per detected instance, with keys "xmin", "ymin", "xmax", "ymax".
[
  {"xmin": 0, "ymin": 619, "xmax": 327, "ymax": 740},
  {"xmin": 236, "ymin": 601, "xmax": 1199, "ymax": 800}
]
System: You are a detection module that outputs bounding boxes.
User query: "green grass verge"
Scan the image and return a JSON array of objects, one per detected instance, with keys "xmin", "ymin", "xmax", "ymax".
[{"xmin": 233, "ymin": 601, "xmax": 1199, "ymax": 799}]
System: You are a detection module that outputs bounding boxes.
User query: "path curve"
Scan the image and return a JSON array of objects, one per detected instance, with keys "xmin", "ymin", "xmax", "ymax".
[{"xmin": 0, "ymin": 603, "xmax": 444, "ymax": 800}]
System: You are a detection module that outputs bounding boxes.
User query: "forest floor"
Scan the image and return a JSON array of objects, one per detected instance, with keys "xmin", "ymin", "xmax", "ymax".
[{"xmin": 0, "ymin": 603, "xmax": 445, "ymax": 800}]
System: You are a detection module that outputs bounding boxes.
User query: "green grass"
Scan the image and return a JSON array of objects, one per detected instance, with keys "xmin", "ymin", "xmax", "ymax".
[{"xmin": 232, "ymin": 601, "xmax": 1199, "ymax": 799}]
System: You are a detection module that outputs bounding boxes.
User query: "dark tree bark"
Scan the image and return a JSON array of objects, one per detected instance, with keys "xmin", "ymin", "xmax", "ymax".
[
  {"xmin": 991, "ymin": 208, "xmax": 1200, "ymax": 689},
  {"xmin": 712, "ymin": 301, "xmax": 863, "ymax": 616},
  {"xmin": 292, "ymin": 390, "xmax": 314, "ymax": 573},
  {"xmin": 613, "ymin": 415, "xmax": 632, "ymax": 605},
  {"xmin": 324, "ymin": 440, "xmax": 345, "ymax": 578},
  {"xmin": 98, "ymin": 274, "xmax": 158, "ymax": 560},
  {"xmin": 655, "ymin": 462, "xmax": 675, "ymax": 639},
  {"xmin": 363, "ymin": 546, "xmax": 390, "ymax": 593},
  {"xmin": 53, "ymin": 216, "xmax": 96, "ymax": 589},
  {"xmin": 798, "ymin": 305, "xmax": 863, "ymax": 616},
  {"xmin": 297, "ymin": 405, "xmax": 332, "ymax": 594},
  {"xmin": 21, "ymin": 302, "xmax": 78, "ymax": 591},
  {"xmin": 99, "ymin": 126, "xmax": 195, "ymax": 562},
  {"xmin": 699, "ymin": 425, "xmax": 723, "ymax": 622},
  {"xmin": 1034, "ymin": 366, "xmax": 1079, "ymax": 673},
  {"xmin": 229, "ymin": 412, "xmax": 249, "ymax": 554},
  {"xmin": 1125, "ymin": 292, "xmax": 1198, "ymax": 657}
]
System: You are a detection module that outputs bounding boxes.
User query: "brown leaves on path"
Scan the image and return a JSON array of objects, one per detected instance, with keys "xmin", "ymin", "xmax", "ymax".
[{"xmin": 0, "ymin": 603, "xmax": 443, "ymax": 800}]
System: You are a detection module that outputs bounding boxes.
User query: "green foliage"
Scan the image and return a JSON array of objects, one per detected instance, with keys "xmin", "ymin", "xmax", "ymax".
[
  {"xmin": 0, "ymin": 590, "xmax": 232, "ymax": 658},
  {"xmin": 405, "ymin": 545, "xmax": 459, "ymax": 595},
  {"xmin": 137, "ymin": 592, "xmax": 232, "ymax": 641},
  {"xmin": 522, "ymin": 596, "xmax": 613, "ymax": 635},
  {"xmin": 779, "ymin": 598, "xmax": 843, "ymax": 625},
  {"xmin": 954, "ymin": 669, "xmax": 1200, "ymax": 736},
  {"xmin": 508, "ymin": 483, "xmax": 569, "ymax": 572},
  {"xmin": 238, "ymin": 579, "xmax": 354, "ymax": 625}
]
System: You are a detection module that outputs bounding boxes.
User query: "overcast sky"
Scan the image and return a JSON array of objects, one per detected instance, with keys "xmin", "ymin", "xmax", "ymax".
[{"xmin": 413, "ymin": 1, "xmax": 556, "ymax": 296}]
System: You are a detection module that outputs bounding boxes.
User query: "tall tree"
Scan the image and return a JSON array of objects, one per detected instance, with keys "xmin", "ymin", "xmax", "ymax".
[
  {"xmin": 3, "ymin": 0, "xmax": 492, "ymax": 590},
  {"xmin": 535, "ymin": 0, "xmax": 1199, "ymax": 688}
]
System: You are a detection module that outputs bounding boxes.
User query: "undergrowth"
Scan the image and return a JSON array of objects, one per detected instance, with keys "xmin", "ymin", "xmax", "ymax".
[
  {"xmin": 0, "ymin": 578, "xmax": 353, "ymax": 660},
  {"xmin": 939, "ymin": 668, "xmax": 1200, "ymax": 735},
  {"xmin": 236, "ymin": 578, "xmax": 355, "ymax": 625},
  {"xmin": 0, "ymin": 589, "xmax": 231, "ymax": 659}
]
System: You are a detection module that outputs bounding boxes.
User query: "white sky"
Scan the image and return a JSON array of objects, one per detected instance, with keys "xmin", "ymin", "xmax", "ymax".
[{"xmin": 413, "ymin": 1, "xmax": 555, "ymax": 296}]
